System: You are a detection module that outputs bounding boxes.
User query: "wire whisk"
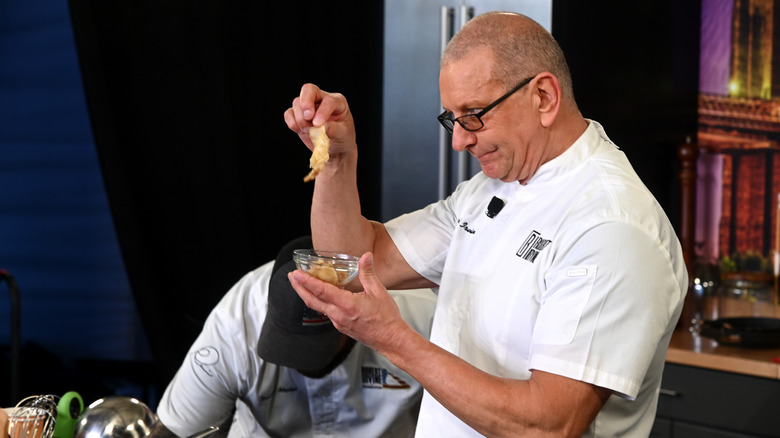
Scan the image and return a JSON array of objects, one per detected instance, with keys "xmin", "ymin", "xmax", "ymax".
[{"xmin": 7, "ymin": 395, "xmax": 57, "ymax": 438}]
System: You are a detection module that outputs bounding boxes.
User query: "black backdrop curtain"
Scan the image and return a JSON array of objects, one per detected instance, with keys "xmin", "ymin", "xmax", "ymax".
[{"xmin": 66, "ymin": 1, "xmax": 383, "ymax": 386}]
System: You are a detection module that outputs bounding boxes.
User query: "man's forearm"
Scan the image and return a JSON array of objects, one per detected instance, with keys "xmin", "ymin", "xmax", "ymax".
[
  {"xmin": 310, "ymin": 148, "xmax": 374, "ymax": 257},
  {"xmin": 383, "ymin": 325, "xmax": 608, "ymax": 437}
]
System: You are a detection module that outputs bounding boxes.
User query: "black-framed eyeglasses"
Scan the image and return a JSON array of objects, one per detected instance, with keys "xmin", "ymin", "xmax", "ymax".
[{"xmin": 437, "ymin": 75, "xmax": 536, "ymax": 134}]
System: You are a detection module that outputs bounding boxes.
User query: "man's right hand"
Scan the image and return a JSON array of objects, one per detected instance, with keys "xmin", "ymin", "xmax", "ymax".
[{"xmin": 283, "ymin": 83, "xmax": 357, "ymax": 159}]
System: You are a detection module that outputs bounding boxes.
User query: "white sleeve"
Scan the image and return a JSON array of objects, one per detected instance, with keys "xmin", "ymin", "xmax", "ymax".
[
  {"xmin": 386, "ymin": 173, "xmax": 494, "ymax": 285},
  {"xmin": 529, "ymin": 222, "xmax": 685, "ymax": 399},
  {"xmin": 156, "ymin": 263, "xmax": 272, "ymax": 437}
]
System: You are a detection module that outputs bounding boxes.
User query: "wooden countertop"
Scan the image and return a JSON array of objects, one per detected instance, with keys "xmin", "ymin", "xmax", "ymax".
[{"xmin": 666, "ymin": 328, "xmax": 780, "ymax": 379}]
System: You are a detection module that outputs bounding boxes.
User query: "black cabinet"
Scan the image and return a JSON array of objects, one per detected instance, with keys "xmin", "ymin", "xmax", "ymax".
[{"xmin": 652, "ymin": 363, "xmax": 780, "ymax": 437}]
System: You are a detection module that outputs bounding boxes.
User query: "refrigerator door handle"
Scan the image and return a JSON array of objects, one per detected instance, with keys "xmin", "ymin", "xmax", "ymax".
[
  {"xmin": 459, "ymin": 4, "xmax": 474, "ymax": 29},
  {"xmin": 456, "ymin": 4, "xmax": 475, "ymax": 185},
  {"xmin": 439, "ymin": 6, "xmax": 455, "ymax": 199},
  {"xmin": 438, "ymin": 128, "xmax": 451, "ymax": 199}
]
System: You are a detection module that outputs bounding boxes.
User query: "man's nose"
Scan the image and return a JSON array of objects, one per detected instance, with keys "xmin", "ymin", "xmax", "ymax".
[{"xmin": 450, "ymin": 124, "xmax": 476, "ymax": 152}]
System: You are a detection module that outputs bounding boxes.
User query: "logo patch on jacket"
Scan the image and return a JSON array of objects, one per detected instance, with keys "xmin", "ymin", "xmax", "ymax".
[
  {"xmin": 362, "ymin": 367, "xmax": 411, "ymax": 389},
  {"xmin": 517, "ymin": 230, "xmax": 552, "ymax": 263}
]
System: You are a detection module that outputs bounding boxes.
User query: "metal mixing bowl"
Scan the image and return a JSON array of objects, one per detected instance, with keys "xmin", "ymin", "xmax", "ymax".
[{"xmin": 74, "ymin": 396, "xmax": 157, "ymax": 438}]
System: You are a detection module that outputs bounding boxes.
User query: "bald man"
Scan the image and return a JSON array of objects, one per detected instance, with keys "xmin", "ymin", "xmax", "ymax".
[{"xmin": 284, "ymin": 12, "xmax": 686, "ymax": 437}]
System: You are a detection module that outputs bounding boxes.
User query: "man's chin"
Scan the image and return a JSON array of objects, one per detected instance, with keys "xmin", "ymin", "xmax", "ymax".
[{"xmin": 480, "ymin": 165, "xmax": 505, "ymax": 181}]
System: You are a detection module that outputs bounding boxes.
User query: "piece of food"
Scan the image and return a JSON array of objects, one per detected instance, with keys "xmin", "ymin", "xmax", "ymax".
[
  {"xmin": 303, "ymin": 125, "xmax": 330, "ymax": 182},
  {"xmin": 307, "ymin": 263, "xmax": 340, "ymax": 285}
]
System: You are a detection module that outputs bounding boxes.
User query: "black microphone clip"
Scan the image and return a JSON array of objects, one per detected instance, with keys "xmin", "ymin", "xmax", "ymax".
[{"xmin": 486, "ymin": 196, "xmax": 505, "ymax": 218}]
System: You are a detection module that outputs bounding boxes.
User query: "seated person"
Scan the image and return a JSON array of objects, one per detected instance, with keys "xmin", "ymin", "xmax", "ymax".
[{"xmin": 150, "ymin": 236, "xmax": 436, "ymax": 437}]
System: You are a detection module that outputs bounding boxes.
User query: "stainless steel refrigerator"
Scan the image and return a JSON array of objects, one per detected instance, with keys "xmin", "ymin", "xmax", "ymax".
[{"xmin": 381, "ymin": 0, "xmax": 553, "ymax": 221}]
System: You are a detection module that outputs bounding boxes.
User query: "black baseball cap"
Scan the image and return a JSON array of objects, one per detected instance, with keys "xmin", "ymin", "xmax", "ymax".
[{"xmin": 257, "ymin": 236, "xmax": 345, "ymax": 373}]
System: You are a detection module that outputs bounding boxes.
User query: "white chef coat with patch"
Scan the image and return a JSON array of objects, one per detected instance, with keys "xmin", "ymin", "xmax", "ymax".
[{"xmin": 386, "ymin": 120, "xmax": 687, "ymax": 437}]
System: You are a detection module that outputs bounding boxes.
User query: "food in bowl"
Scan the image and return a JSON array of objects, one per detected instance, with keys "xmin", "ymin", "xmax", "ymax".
[{"xmin": 293, "ymin": 249, "xmax": 359, "ymax": 286}]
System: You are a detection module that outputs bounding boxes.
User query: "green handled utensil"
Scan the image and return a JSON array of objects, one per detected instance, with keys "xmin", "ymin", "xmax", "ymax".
[{"xmin": 53, "ymin": 391, "xmax": 84, "ymax": 438}]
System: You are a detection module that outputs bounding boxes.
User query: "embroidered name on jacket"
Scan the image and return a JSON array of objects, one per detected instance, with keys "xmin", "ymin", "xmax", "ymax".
[
  {"xmin": 517, "ymin": 230, "xmax": 552, "ymax": 263},
  {"xmin": 458, "ymin": 219, "xmax": 475, "ymax": 234}
]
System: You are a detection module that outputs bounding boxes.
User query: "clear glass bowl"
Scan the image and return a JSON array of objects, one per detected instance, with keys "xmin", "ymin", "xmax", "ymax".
[{"xmin": 293, "ymin": 249, "xmax": 359, "ymax": 286}]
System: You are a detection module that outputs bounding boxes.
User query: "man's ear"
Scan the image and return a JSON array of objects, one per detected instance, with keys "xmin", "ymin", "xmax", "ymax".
[{"xmin": 533, "ymin": 72, "xmax": 562, "ymax": 128}]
